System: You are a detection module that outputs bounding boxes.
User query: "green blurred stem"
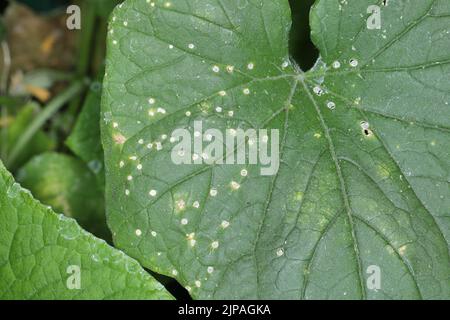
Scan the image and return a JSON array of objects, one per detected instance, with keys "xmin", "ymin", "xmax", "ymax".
[
  {"xmin": 1, "ymin": 41, "xmax": 11, "ymax": 160},
  {"xmin": 6, "ymin": 80, "xmax": 85, "ymax": 167},
  {"xmin": 76, "ymin": 3, "xmax": 96, "ymax": 77},
  {"xmin": 66, "ymin": 3, "xmax": 97, "ymax": 121}
]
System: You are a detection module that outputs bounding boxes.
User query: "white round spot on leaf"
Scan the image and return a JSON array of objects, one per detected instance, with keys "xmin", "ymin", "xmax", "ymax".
[
  {"xmin": 230, "ymin": 181, "xmax": 240, "ymax": 190},
  {"xmin": 221, "ymin": 220, "xmax": 230, "ymax": 229},
  {"xmin": 176, "ymin": 199, "xmax": 186, "ymax": 210},
  {"xmin": 276, "ymin": 248, "xmax": 284, "ymax": 257},
  {"xmin": 360, "ymin": 121, "xmax": 370, "ymax": 130},
  {"xmin": 313, "ymin": 86, "xmax": 323, "ymax": 96},
  {"xmin": 135, "ymin": 229, "xmax": 142, "ymax": 236},
  {"xmin": 211, "ymin": 241, "xmax": 219, "ymax": 249}
]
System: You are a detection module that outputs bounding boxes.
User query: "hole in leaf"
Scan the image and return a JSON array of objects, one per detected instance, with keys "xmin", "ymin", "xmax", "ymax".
[{"xmin": 288, "ymin": 0, "xmax": 319, "ymax": 71}]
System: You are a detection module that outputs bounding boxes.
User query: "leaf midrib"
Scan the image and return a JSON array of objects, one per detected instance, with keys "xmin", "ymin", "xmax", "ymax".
[{"xmin": 297, "ymin": 74, "xmax": 367, "ymax": 299}]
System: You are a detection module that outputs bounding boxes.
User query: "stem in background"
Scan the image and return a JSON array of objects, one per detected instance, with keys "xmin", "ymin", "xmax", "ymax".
[
  {"xmin": 0, "ymin": 41, "xmax": 10, "ymax": 92},
  {"xmin": 1, "ymin": 41, "xmax": 11, "ymax": 161},
  {"xmin": 6, "ymin": 79, "xmax": 85, "ymax": 167},
  {"xmin": 65, "ymin": 3, "xmax": 97, "ymax": 123},
  {"xmin": 76, "ymin": 3, "xmax": 96, "ymax": 76}
]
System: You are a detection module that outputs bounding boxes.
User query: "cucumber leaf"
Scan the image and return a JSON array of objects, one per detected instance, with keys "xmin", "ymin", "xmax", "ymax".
[
  {"xmin": 0, "ymin": 161, "xmax": 172, "ymax": 299},
  {"xmin": 101, "ymin": 0, "xmax": 450, "ymax": 299}
]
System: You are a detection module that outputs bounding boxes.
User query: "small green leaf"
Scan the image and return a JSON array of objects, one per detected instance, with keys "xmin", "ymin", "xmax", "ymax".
[
  {"xmin": 0, "ymin": 160, "xmax": 172, "ymax": 300},
  {"xmin": 66, "ymin": 84, "xmax": 105, "ymax": 187},
  {"xmin": 17, "ymin": 152, "xmax": 108, "ymax": 240},
  {"xmin": 101, "ymin": 0, "xmax": 450, "ymax": 299}
]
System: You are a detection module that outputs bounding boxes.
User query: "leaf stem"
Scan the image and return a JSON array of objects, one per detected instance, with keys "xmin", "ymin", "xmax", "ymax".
[
  {"xmin": 65, "ymin": 3, "xmax": 97, "ymax": 124},
  {"xmin": 1, "ymin": 40, "xmax": 11, "ymax": 161},
  {"xmin": 6, "ymin": 79, "xmax": 85, "ymax": 167}
]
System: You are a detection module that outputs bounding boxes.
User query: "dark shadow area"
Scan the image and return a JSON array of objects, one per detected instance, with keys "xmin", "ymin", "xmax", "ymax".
[
  {"xmin": 148, "ymin": 269, "xmax": 192, "ymax": 300},
  {"xmin": 15, "ymin": 0, "xmax": 69, "ymax": 12},
  {"xmin": 288, "ymin": 0, "xmax": 319, "ymax": 71},
  {"xmin": 0, "ymin": 2, "xmax": 7, "ymax": 13}
]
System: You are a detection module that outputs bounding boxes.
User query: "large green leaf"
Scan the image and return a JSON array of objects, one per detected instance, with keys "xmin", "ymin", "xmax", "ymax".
[
  {"xmin": 101, "ymin": 0, "xmax": 450, "ymax": 299},
  {"xmin": 0, "ymin": 161, "xmax": 172, "ymax": 299}
]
